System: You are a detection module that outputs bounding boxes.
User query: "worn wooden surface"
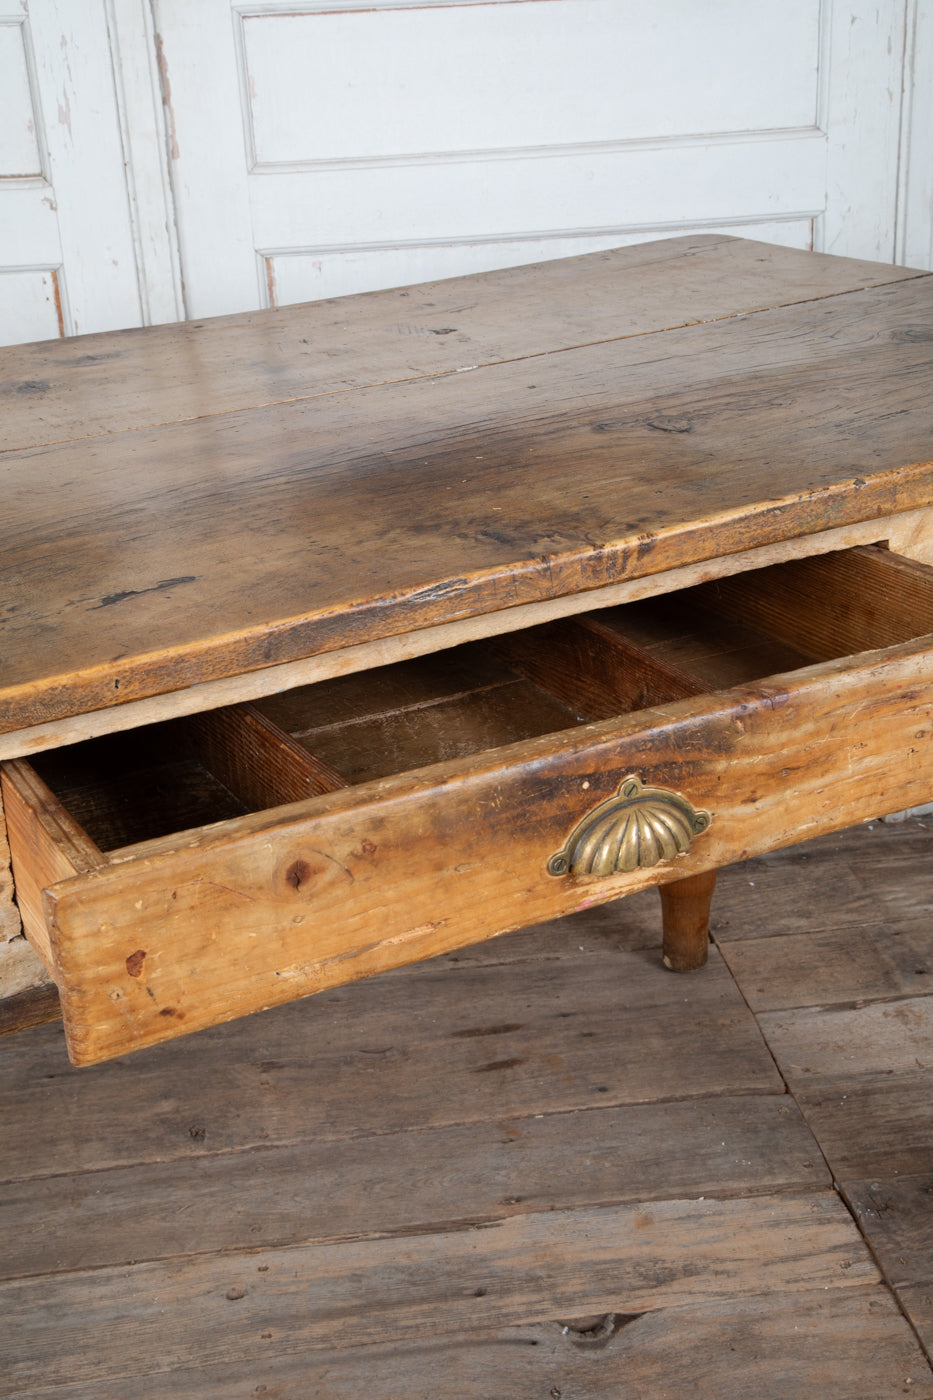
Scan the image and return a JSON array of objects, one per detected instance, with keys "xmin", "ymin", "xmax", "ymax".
[
  {"xmin": 289, "ymin": 674, "xmax": 581, "ymax": 785},
  {"xmin": 2, "ymin": 238, "xmax": 932, "ymax": 736},
  {"xmin": 687, "ymin": 544, "xmax": 933, "ymax": 661},
  {"xmin": 0, "ymin": 944, "xmax": 784, "ymax": 1173},
  {"xmin": 888, "ymin": 505, "xmax": 933, "ymax": 566},
  {"xmin": 1, "ymin": 1292, "xmax": 924, "ymax": 1400},
  {"xmin": 487, "ymin": 612, "xmax": 703, "ymax": 720},
  {"xmin": 39, "ymin": 627, "xmax": 933, "ymax": 1064},
  {"xmin": 0, "ymin": 509, "xmax": 920, "ymax": 765},
  {"xmin": 5, "ymin": 541, "xmax": 930, "ymax": 1062},
  {"xmin": 0, "ymin": 761, "xmax": 103, "ymax": 972},
  {"xmin": 0, "ymin": 784, "xmax": 41, "ymax": 1000},
  {"xmin": 0, "ymin": 1195, "xmax": 881, "ymax": 1392},
  {"xmin": 3, "ymin": 236, "xmax": 931, "ymax": 1034},
  {"xmin": 2, "ymin": 821, "xmax": 932, "ymax": 1397},
  {"xmin": 0, "ymin": 1092, "xmax": 820, "ymax": 1276},
  {"xmin": 0, "ymin": 789, "xmax": 18, "ymax": 946},
  {"xmin": 714, "ymin": 817, "xmax": 933, "ymax": 1376},
  {"xmin": 1, "ymin": 235, "xmax": 918, "ymax": 453},
  {"xmin": 0, "ymin": 982, "xmax": 60, "ymax": 1039}
]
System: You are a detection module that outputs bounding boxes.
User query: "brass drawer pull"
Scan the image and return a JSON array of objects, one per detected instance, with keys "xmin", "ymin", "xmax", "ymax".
[{"xmin": 547, "ymin": 776, "xmax": 711, "ymax": 877}]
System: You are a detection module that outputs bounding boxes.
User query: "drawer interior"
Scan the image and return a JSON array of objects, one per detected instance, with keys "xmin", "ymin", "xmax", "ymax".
[
  {"xmin": 27, "ymin": 727, "xmax": 252, "ymax": 852},
  {"xmin": 24, "ymin": 650, "xmax": 591, "ymax": 854},
  {"xmin": 251, "ymin": 644, "xmax": 587, "ymax": 786},
  {"xmin": 17, "ymin": 543, "xmax": 933, "ymax": 861}
]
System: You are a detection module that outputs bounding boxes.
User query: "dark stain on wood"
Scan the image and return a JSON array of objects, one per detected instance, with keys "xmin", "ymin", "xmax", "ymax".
[
  {"xmin": 92, "ymin": 576, "xmax": 197, "ymax": 610},
  {"xmin": 285, "ymin": 859, "xmax": 313, "ymax": 892},
  {"xmin": 451, "ymin": 1023, "xmax": 524, "ymax": 1038},
  {"xmin": 125, "ymin": 950, "xmax": 146, "ymax": 978}
]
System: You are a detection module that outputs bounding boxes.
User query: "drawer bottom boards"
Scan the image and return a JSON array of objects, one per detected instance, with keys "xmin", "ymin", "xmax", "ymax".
[{"xmin": 4, "ymin": 544, "xmax": 933, "ymax": 1065}]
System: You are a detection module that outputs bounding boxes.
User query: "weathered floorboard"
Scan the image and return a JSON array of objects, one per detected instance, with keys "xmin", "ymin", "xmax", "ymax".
[
  {"xmin": 711, "ymin": 821, "xmax": 933, "ymax": 941},
  {"xmin": 716, "ymin": 821, "xmax": 933, "ymax": 1363},
  {"xmin": 789, "ymin": 1076, "xmax": 933, "ymax": 1182},
  {"xmin": 845, "ymin": 1177, "xmax": 933, "ymax": 1291},
  {"xmin": 0, "ymin": 944, "xmax": 781, "ymax": 1179},
  {"xmin": 758, "ymin": 997, "xmax": 933, "ymax": 1085},
  {"xmin": 3, "ymin": 821, "xmax": 933, "ymax": 1394},
  {"xmin": 0, "ymin": 1095, "xmax": 825, "ymax": 1280},
  {"xmin": 719, "ymin": 918, "xmax": 933, "ymax": 1011},
  {"xmin": 755, "ymin": 996, "xmax": 933, "ymax": 1183},
  {"xmin": 4, "ymin": 1289, "xmax": 928, "ymax": 1400},
  {"xmin": 899, "ymin": 1286, "xmax": 933, "ymax": 1362},
  {"xmin": 0, "ymin": 1195, "xmax": 879, "ymax": 1394}
]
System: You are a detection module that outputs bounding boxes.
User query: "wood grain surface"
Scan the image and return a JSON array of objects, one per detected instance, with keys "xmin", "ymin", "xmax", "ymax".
[
  {"xmin": 0, "ymin": 982, "xmax": 60, "ymax": 1039},
  {"xmin": 0, "ymin": 787, "xmax": 23, "ymax": 954},
  {"xmin": 0, "ymin": 1094, "xmax": 822, "ymax": 1277},
  {"xmin": 0, "ymin": 761, "xmax": 104, "ymax": 971},
  {"xmin": 1, "ymin": 235, "xmax": 918, "ymax": 453},
  {"xmin": 2, "ymin": 1290, "xmax": 926, "ymax": 1400},
  {"xmin": 38, "ymin": 628, "xmax": 933, "ymax": 1063},
  {"xmin": 686, "ymin": 544, "xmax": 933, "ymax": 660},
  {"xmin": 3, "ymin": 820, "xmax": 932, "ymax": 1396},
  {"xmin": 716, "ymin": 816, "xmax": 933, "ymax": 1375},
  {"xmin": 0, "ymin": 1194, "xmax": 878, "ymax": 1391},
  {"xmin": 0, "ymin": 510, "xmax": 913, "ymax": 765},
  {"xmin": 2, "ymin": 237, "xmax": 931, "ymax": 735},
  {"xmin": 0, "ymin": 939, "xmax": 782, "ymax": 1175}
]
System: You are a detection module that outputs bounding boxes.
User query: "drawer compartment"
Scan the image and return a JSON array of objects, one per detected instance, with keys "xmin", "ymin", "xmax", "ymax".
[{"xmin": 4, "ymin": 545, "xmax": 933, "ymax": 1066}]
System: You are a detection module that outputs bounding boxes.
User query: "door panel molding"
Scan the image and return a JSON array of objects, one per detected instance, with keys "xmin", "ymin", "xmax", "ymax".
[
  {"xmin": 819, "ymin": 0, "xmax": 906, "ymax": 261},
  {"xmin": 896, "ymin": 0, "xmax": 933, "ymax": 270},
  {"xmin": 103, "ymin": 0, "xmax": 184, "ymax": 324},
  {"xmin": 0, "ymin": 14, "xmax": 46, "ymax": 179},
  {"xmin": 2, "ymin": 0, "xmax": 929, "ymax": 342},
  {"xmin": 233, "ymin": 0, "xmax": 821, "ymax": 173},
  {"xmin": 157, "ymin": 0, "xmax": 924, "ymax": 321}
]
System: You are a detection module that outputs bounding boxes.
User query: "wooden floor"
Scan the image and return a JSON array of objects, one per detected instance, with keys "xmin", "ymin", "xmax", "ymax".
[{"xmin": 2, "ymin": 817, "xmax": 933, "ymax": 1397}]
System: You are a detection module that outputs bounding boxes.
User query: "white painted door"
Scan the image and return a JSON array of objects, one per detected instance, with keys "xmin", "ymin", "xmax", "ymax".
[
  {"xmin": 152, "ymin": 0, "xmax": 923, "ymax": 319},
  {"xmin": 0, "ymin": 0, "xmax": 146, "ymax": 345},
  {"xmin": 2, "ymin": 0, "xmax": 930, "ymax": 343}
]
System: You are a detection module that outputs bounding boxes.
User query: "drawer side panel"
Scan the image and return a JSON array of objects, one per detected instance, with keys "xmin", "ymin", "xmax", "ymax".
[
  {"xmin": 0, "ymin": 781, "xmax": 23, "ymax": 948},
  {"xmin": 1, "ymin": 762, "xmax": 104, "ymax": 974}
]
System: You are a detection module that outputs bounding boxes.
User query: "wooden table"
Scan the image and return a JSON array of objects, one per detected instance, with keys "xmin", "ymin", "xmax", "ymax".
[{"xmin": 2, "ymin": 234, "xmax": 933, "ymax": 1066}]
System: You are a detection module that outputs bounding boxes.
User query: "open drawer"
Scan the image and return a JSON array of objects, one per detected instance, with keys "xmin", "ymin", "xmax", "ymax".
[{"xmin": 4, "ymin": 544, "xmax": 933, "ymax": 1066}]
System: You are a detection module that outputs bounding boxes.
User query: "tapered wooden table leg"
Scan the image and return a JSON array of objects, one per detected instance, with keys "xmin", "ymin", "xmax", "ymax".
[{"xmin": 659, "ymin": 868, "xmax": 718, "ymax": 972}]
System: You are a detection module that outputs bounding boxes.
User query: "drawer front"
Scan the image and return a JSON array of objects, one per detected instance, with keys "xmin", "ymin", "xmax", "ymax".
[{"xmin": 18, "ymin": 631, "xmax": 933, "ymax": 1065}]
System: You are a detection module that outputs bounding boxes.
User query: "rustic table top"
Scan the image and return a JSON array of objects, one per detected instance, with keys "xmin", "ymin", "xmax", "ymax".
[{"xmin": 1, "ymin": 234, "xmax": 931, "ymax": 738}]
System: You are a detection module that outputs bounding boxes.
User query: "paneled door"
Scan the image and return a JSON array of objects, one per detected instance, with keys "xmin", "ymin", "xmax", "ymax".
[
  {"xmin": 2, "ymin": 0, "xmax": 927, "ymax": 341},
  {"xmin": 0, "ymin": 0, "xmax": 145, "ymax": 345},
  {"xmin": 153, "ymin": 0, "xmax": 915, "ymax": 318}
]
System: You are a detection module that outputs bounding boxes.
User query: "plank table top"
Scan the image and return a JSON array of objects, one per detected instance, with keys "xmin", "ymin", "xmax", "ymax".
[{"xmin": 2, "ymin": 234, "xmax": 932, "ymax": 745}]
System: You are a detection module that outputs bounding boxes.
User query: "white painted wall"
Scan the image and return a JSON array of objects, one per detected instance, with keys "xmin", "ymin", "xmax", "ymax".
[{"xmin": 0, "ymin": 0, "xmax": 931, "ymax": 344}]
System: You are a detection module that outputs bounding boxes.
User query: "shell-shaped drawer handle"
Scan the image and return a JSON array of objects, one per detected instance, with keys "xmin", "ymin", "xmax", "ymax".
[{"xmin": 547, "ymin": 775, "xmax": 711, "ymax": 877}]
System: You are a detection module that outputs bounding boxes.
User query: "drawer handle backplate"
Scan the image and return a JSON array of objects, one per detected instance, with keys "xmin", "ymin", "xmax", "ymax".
[{"xmin": 547, "ymin": 775, "xmax": 711, "ymax": 878}]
